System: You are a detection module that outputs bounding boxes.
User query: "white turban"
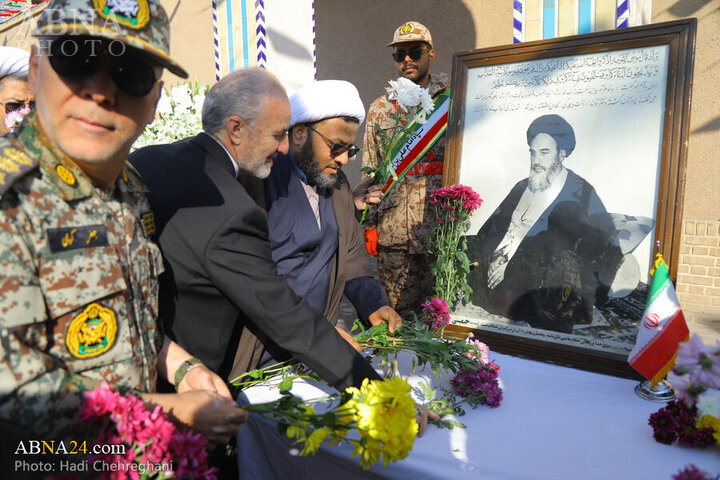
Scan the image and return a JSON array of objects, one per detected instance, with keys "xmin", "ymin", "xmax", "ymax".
[
  {"xmin": 290, "ymin": 80, "xmax": 365, "ymax": 127},
  {"xmin": 0, "ymin": 46, "xmax": 30, "ymax": 79}
]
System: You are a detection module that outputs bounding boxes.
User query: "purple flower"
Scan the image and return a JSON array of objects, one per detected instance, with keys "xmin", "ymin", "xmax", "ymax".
[
  {"xmin": 450, "ymin": 364, "xmax": 503, "ymax": 408},
  {"xmin": 420, "ymin": 297, "xmax": 451, "ymax": 330},
  {"xmin": 672, "ymin": 465, "xmax": 714, "ymax": 480}
]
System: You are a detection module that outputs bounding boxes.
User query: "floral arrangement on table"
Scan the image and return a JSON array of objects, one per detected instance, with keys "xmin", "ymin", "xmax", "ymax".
[
  {"xmin": 359, "ymin": 77, "xmax": 434, "ymax": 224},
  {"xmin": 132, "ymin": 81, "xmax": 208, "ymax": 150},
  {"xmin": 48, "ymin": 382, "xmax": 216, "ymax": 480},
  {"xmin": 241, "ymin": 377, "xmax": 419, "ymax": 470},
  {"xmin": 353, "ymin": 302, "xmax": 503, "ymax": 419},
  {"xmin": 232, "ymin": 299, "xmax": 503, "ymax": 469},
  {"xmin": 648, "ymin": 335, "xmax": 720, "ymax": 449},
  {"xmin": 428, "ymin": 185, "xmax": 483, "ymax": 307}
]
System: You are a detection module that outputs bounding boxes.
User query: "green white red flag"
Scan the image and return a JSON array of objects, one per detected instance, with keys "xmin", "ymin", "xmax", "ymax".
[{"xmin": 628, "ymin": 254, "xmax": 689, "ymax": 386}]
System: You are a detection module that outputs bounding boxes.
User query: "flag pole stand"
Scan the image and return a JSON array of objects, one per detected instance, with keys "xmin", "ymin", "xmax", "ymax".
[{"xmin": 634, "ymin": 379, "xmax": 676, "ymax": 402}]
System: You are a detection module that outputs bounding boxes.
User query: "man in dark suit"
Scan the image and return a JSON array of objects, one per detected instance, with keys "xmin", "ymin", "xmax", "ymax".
[
  {"xmin": 130, "ymin": 69, "xmax": 380, "ymax": 392},
  {"xmin": 467, "ymin": 114, "xmax": 623, "ymax": 333},
  {"xmin": 265, "ymin": 80, "xmax": 402, "ymax": 344}
]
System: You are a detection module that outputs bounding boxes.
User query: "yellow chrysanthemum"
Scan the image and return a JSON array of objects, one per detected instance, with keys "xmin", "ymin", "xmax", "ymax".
[
  {"xmin": 346, "ymin": 377, "xmax": 418, "ymax": 469},
  {"xmin": 300, "ymin": 427, "xmax": 331, "ymax": 456},
  {"xmin": 696, "ymin": 414, "xmax": 720, "ymax": 444},
  {"xmin": 351, "ymin": 438, "xmax": 383, "ymax": 469},
  {"xmin": 285, "ymin": 424, "xmax": 307, "ymax": 441}
]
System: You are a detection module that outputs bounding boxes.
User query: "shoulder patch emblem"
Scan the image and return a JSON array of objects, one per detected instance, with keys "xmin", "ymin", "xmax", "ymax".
[
  {"xmin": 0, "ymin": 147, "xmax": 38, "ymax": 197},
  {"xmin": 47, "ymin": 225, "xmax": 109, "ymax": 253},
  {"xmin": 66, "ymin": 303, "xmax": 118, "ymax": 359},
  {"xmin": 92, "ymin": 0, "xmax": 150, "ymax": 30}
]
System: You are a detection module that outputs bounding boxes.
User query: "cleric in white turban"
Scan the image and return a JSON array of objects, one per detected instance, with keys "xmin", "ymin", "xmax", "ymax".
[
  {"xmin": 0, "ymin": 46, "xmax": 33, "ymax": 135},
  {"xmin": 290, "ymin": 79, "xmax": 365, "ymax": 127},
  {"xmin": 263, "ymin": 78, "xmax": 402, "ymax": 337}
]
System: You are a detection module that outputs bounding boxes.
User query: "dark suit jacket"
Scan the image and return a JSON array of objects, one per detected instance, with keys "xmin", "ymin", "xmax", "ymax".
[
  {"xmin": 467, "ymin": 169, "xmax": 622, "ymax": 332},
  {"xmin": 130, "ymin": 133, "xmax": 380, "ymax": 389},
  {"xmin": 264, "ymin": 154, "xmax": 385, "ymax": 325}
]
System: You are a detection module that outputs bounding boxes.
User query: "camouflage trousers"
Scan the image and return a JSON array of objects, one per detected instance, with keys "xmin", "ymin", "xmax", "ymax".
[{"xmin": 377, "ymin": 248, "xmax": 435, "ymax": 318}]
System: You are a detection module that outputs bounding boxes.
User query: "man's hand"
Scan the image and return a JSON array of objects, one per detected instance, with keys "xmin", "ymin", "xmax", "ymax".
[
  {"xmin": 177, "ymin": 364, "xmax": 233, "ymax": 400},
  {"xmin": 368, "ymin": 305, "xmax": 402, "ymax": 333},
  {"xmin": 487, "ymin": 250, "xmax": 509, "ymax": 289},
  {"xmin": 415, "ymin": 404, "xmax": 439, "ymax": 437},
  {"xmin": 142, "ymin": 391, "xmax": 248, "ymax": 447},
  {"xmin": 363, "ymin": 229, "xmax": 378, "ymax": 256},
  {"xmin": 352, "ymin": 177, "xmax": 383, "ymax": 210},
  {"xmin": 336, "ymin": 326, "xmax": 362, "ymax": 352}
]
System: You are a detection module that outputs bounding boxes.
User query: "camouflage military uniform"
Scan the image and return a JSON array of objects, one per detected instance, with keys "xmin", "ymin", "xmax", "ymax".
[
  {"xmin": 362, "ymin": 73, "xmax": 450, "ymax": 316},
  {"xmin": 0, "ymin": 112, "xmax": 163, "ymax": 439}
]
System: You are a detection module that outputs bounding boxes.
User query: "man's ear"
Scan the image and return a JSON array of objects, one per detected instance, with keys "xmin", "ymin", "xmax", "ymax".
[
  {"xmin": 558, "ymin": 149, "xmax": 566, "ymax": 162},
  {"xmin": 428, "ymin": 48, "xmax": 436, "ymax": 65},
  {"xmin": 291, "ymin": 124, "xmax": 308, "ymax": 149},
  {"xmin": 227, "ymin": 115, "xmax": 250, "ymax": 148}
]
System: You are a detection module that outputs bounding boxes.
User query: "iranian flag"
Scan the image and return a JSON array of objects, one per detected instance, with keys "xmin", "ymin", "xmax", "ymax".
[{"xmin": 628, "ymin": 254, "xmax": 690, "ymax": 386}]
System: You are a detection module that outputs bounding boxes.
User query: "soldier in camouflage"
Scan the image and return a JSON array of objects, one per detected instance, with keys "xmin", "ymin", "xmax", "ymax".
[
  {"xmin": 0, "ymin": 0, "xmax": 246, "ymax": 457},
  {"xmin": 362, "ymin": 21, "xmax": 450, "ymax": 316}
]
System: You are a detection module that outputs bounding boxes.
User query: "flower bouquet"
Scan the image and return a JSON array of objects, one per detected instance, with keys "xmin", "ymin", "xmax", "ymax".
[
  {"xmin": 133, "ymin": 81, "xmax": 208, "ymax": 150},
  {"xmin": 359, "ymin": 77, "xmax": 434, "ymax": 224},
  {"xmin": 648, "ymin": 335, "xmax": 720, "ymax": 449},
  {"xmin": 242, "ymin": 377, "xmax": 419, "ymax": 470},
  {"xmin": 428, "ymin": 184, "xmax": 482, "ymax": 307},
  {"xmin": 353, "ymin": 300, "xmax": 503, "ymax": 422},
  {"xmin": 50, "ymin": 382, "xmax": 216, "ymax": 480}
]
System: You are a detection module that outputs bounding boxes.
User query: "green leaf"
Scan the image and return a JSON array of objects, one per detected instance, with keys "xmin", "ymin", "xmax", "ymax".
[{"xmin": 279, "ymin": 377, "xmax": 293, "ymax": 391}]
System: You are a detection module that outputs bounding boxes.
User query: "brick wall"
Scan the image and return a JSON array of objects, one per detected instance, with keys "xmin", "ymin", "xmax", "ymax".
[{"xmin": 677, "ymin": 220, "xmax": 720, "ymax": 326}]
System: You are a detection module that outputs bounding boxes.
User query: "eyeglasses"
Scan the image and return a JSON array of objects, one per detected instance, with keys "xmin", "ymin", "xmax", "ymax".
[
  {"xmin": 1, "ymin": 101, "xmax": 34, "ymax": 114},
  {"xmin": 307, "ymin": 125, "xmax": 359, "ymax": 159},
  {"xmin": 391, "ymin": 47, "xmax": 427, "ymax": 62},
  {"xmin": 48, "ymin": 37, "xmax": 157, "ymax": 97}
]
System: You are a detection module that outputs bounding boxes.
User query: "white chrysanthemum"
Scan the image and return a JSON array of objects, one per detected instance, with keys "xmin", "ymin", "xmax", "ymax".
[
  {"xmin": 170, "ymin": 84, "xmax": 193, "ymax": 109},
  {"xmin": 132, "ymin": 81, "xmax": 208, "ymax": 151},
  {"xmin": 419, "ymin": 93, "xmax": 434, "ymax": 117},
  {"xmin": 697, "ymin": 393, "xmax": 720, "ymax": 418},
  {"xmin": 387, "ymin": 77, "xmax": 426, "ymax": 111}
]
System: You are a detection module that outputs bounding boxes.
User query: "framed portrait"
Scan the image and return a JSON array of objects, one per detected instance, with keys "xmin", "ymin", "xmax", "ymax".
[{"xmin": 443, "ymin": 19, "xmax": 696, "ymax": 378}]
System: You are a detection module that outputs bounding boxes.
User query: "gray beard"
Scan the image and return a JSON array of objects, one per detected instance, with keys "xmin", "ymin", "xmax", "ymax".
[
  {"xmin": 296, "ymin": 136, "xmax": 340, "ymax": 189},
  {"xmin": 528, "ymin": 162, "xmax": 562, "ymax": 193}
]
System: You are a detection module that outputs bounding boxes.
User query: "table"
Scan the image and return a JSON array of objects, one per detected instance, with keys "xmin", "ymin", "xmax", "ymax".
[{"xmin": 236, "ymin": 352, "xmax": 719, "ymax": 480}]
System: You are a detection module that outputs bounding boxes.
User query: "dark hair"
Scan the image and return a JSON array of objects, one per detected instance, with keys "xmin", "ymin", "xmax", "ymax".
[{"xmin": 526, "ymin": 114, "xmax": 576, "ymax": 156}]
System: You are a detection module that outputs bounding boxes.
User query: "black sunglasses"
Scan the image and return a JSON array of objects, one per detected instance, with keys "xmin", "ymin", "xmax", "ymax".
[
  {"xmin": 48, "ymin": 37, "xmax": 157, "ymax": 97},
  {"xmin": 307, "ymin": 125, "xmax": 359, "ymax": 159},
  {"xmin": 1, "ymin": 101, "xmax": 34, "ymax": 114},
  {"xmin": 391, "ymin": 47, "xmax": 427, "ymax": 63}
]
